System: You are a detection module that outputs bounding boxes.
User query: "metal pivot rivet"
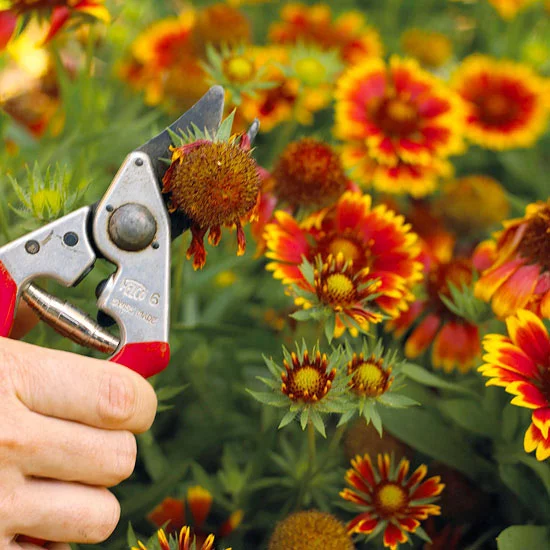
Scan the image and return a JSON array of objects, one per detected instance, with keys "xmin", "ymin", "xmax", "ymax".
[
  {"xmin": 63, "ymin": 232, "xmax": 79, "ymax": 247},
  {"xmin": 152, "ymin": 242, "xmax": 160, "ymax": 250},
  {"xmin": 108, "ymin": 203, "xmax": 157, "ymax": 252},
  {"xmin": 106, "ymin": 204, "xmax": 114, "ymax": 212},
  {"xmin": 135, "ymin": 158, "xmax": 144, "ymax": 167},
  {"xmin": 25, "ymin": 240, "xmax": 40, "ymax": 254}
]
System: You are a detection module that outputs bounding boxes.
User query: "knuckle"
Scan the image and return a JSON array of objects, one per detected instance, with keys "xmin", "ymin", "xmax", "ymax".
[
  {"xmin": 111, "ymin": 432, "xmax": 137, "ymax": 484},
  {"xmin": 97, "ymin": 370, "xmax": 137, "ymax": 425}
]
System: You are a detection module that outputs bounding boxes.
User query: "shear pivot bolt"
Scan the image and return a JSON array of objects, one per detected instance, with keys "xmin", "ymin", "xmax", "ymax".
[
  {"xmin": 25, "ymin": 240, "xmax": 40, "ymax": 254},
  {"xmin": 108, "ymin": 203, "xmax": 157, "ymax": 252}
]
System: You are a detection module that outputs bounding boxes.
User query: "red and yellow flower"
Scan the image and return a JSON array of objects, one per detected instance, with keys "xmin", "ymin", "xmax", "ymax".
[
  {"xmin": 387, "ymin": 213, "xmax": 481, "ymax": 373},
  {"xmin": 474, "ymin": 200, "xmax": 550, "ymax": 319},
  {"xmin": 341, "ymin": 453, "xmax": 444, "ymax": 550},
  {"xmin": 268, "ymin": 3, "xmax": 383, "ymax": 65},
  {"xmin": 452, "ymin": 55, "xmax": 548, "ymax": 150},
  {"xmin": 0, "ymin": 0, "xmax": 109, "ymax": 49},
  {"xmin": 264, "ymin": 191, "xmax": 423, "ymax": 326},
  {"xmin": 335, "ymin": 57, "xmax": 465, "ymax": 169},
  {"xmin": 134, "ymin": 525, "xmax": 225, "ymax": 550},
  {"xmin": 148, "ymin": 487, "xmax": 243, "ymax": 545},
  {"xmin": 340, "ymin": 140, "xmax": 452, "ymax": 197},
  {"xmin": 479, "ymin": 309, "xmax": 550, "ymax": 461},
  {"xmin": 486, "ymin": 0, "xmax": 538, "ymax": 19}
]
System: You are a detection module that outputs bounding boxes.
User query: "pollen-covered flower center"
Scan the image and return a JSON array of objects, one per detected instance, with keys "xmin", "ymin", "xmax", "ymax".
[
  {"xmin": 348, "ymin": 355, "xmax": 392, "ymax": 397},
  {"xmin": 327, "ymin": 238, "xmax": 362, "ymax": 263},
  {"xmin": 324, "ymin": 273, "xmax": 356, "ymax": 304},
  {"xmin": 163, "ymin": 141, "xmax": 260, "ymax": 228},
  {"xmin": 281, "ymin": 352, "xmax": 335, "ymax": 403},
  {"xmin": 295, "ymin": 57, "xmax": 327, "ymax": 87},
  {"xmin": 375, "ymin": 97, "xmax": 419, "ymax": 136},
  {"xmin": 476, "ymin": 92, "xmax": 517, "ymax": 125},
  {"xmin": 224, "ymin": 56, "xmax": 255, "ymax": 83},
  {"xmin": 374, "ymin": 482, "xmax": 408, "ymax": 517},
  {"xmin": 518, "ymin": 205, "xmax": 550, "ymax": 271}
]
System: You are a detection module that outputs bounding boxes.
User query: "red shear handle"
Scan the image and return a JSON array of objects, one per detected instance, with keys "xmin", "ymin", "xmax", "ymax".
[
  {"xmin": 0, "ymin": 260, "xmax": 17, "ymax": 338},
  {"xmin": 110, "ymin": 341, "xmax": 170, "ymax": 378}
]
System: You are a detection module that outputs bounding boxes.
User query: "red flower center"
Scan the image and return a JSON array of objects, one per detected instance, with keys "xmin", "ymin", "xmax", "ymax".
[
  {"xmin": 517, "ymin": 205, "xmax": 550, "ymax": 271},
  {"xmin": 374, "ymin": 97, "xmax": 419, "ymax": 137},
  {"xmin": 347, "ymin": 354, "xmax": 392, "ymax": 397},
  {"xmin": 475, "ymin": 92, "xmax": 518, "ymax": 126},
  {"xmin": 373, "ymin": 482, "xmax": 409, "ymax": 518}
]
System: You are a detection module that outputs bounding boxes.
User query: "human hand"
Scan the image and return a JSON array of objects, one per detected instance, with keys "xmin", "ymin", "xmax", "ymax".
[{"xmin": 1, "ymin": 303, "xmax": 158, "ymax": 549}]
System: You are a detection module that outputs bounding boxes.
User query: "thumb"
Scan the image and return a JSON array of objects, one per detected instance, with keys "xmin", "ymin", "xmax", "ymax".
[{"xmin": 9, "ymin": 301, "xmax": 39, "ymax": 340}]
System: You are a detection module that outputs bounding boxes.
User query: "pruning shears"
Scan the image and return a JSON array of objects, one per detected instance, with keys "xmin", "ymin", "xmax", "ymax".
[{"xmin": 0, "ymin": 85, "xmax": 258, "ymax": 378}]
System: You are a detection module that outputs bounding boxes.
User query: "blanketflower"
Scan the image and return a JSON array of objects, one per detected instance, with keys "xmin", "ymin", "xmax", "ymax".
[
  {"xmin": 162, "ymin": 115, "xmax": 261, "ymax": 269},
  {"xmin": 0, "ymin": 0, "xmax": 109, "ymax": 49},
  {"xmin": 387, "ymin": 221, "xmax": 481, "ymax": 373},
  {"xmin": 474, "ymin": 200, "xmax": 550, "ymax": 319},
  {"xmin": 335, "ymin": 57, "xmax": 464, "ymax": 168},
  {"xmin": 272, "ymin": 138, "xmax": 348, "ymax": 209},
  {"xmin": 434, "ymin": 175, "xmax": 509, "ymax": 235},
  {"xmin": 401, "ymin": 29, "xmax": 453, "ymax": 69},
  {"xmin": 452, "ymin": 55, "xmax": 548, "ymax": 150},
  {"xmin": 264, "ymin": 191, "xmax": 423, "ymax": 324},
  {"xmin": 341, "ymin": 453, "xmax": 444, "ymax": 550},
  {"xmin": 268, "ymin": 510, "xmax": 354, "ymax": 550},
  {"xmin": 479, "ymin": 309, "xmax": 550, "ymax": 461},
  {"xmin": 133, "ymin": 525, "xmax": 229, "ymax": 550},
  {"xmin": 268, "ymin": 3, "xmax": 383, "ymax": 65},
  {"xmin": 148, "ymin": 487, "xmax": 243, "ymax": 543},
  {"xmin": 340, "ymin": 140, "xmax": 452, "ymax": 197},
  {"xmin": 487, "ymin": 0, "xmax": 538, "ymax": 19}
]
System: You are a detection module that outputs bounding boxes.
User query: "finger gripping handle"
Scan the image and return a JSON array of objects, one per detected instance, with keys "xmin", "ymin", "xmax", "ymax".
[
  {"xmin": 0, "ymin": 260, "xmax": 17, "ymax": 338},
  {"xmin": 110, "ymin": 341, "xmax": 170, "ymax": 378}
]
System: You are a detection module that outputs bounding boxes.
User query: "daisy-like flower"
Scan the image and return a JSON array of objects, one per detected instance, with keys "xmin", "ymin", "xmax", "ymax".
[
  {"xmin": 474, "ymin": 199, "xmax": 550, "ymax": 319},
  {"xmin": 452, "ymin": 55, "xmax": 548, "ymax": 150},
  {"xmin": 0, "ymin": 0, "xmax": 109, "ymax": 49},
  {"xmin": 341, "ymin": 453, "xmax": 444, "ymax": 550},
  {"xmin": 340, "ymin": 140, "xmax": 452, "ymax": 197},
  {"xmin": 434, "ymin": 175, "xmax": 509, "ymax": 235},
  {"xmin": 148, "ymin": 487, "xmax": 243, "ymax": 543},
  {"xmin": 248, "ymin": 341, "xmax": 348, "ymax": 436},
  {"xmin": 335, "ymin": 57, "xmax": 465, "ymax": 169},
  {"xmin": 268, "ymin": 510, "xmax": 354, "ymax": 550},
  {"xmin": 133, "ymin": 525, "xmax": 228, "ymax": 550},
  {"xmin": 162, "ymin": 112, "xmax": 261, "ymax": 269},
  {"xmin": 401, "ymin": 29, "xmax": 453, "ymax": 69},
  {"xmin": 387, "ymin": 230, "xmax": 482, "ymax": 374},
  {"xmin": 268, "ymin": 3, "xmax": 383, "ymax": 65},
  {"xmin": 339, "ymin": 340, "xmax": 417, "ymax": 432},
  {"xmin": 264, "ymin": 191, "xmax": 423, "ymax": 325},
  {"xmin": 120, "ymin": 12, "xmax": 208, "ymax": 109},
  {"xmin": 486, "ymin": 0, "xmax": 538, "ymax": 19},
  {"xmin": 479, "ymin": 309, "xmax": 550, "ymax": 461},
  {"xmin": 272, "ymin": 138, "xmax": 348, "ymax": 209}
]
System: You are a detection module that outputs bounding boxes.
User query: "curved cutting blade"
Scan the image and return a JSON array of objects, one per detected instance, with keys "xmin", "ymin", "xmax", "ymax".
[{"xmin": 137, "ymin": 85, "xmax": 225, "ymax": 183}]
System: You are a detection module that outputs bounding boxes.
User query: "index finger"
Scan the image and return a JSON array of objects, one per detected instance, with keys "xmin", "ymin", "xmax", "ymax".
[{"xmin": 2, "ymin": 337, "xmax": 157, "ymax": 433}]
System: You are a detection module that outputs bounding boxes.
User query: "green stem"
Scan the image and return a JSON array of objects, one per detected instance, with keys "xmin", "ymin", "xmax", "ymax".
[
  {"xmin": 307, "ymin": 420, "xmax": 317, "ymax": 469},
  {"xmin": 173, "ymin": 237, "xmax": 189, "ymax": 323}
]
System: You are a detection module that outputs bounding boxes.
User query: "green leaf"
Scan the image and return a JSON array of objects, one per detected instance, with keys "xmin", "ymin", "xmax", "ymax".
[
  {"xmin": 309, "ymin": 409, "xmax": 326, "ymax": 438},
  {"xmin": 300, "ymin": 408, "xmax": 309, "ymax": 430},
  {"xmin": 401, "ymin": 362, "xmax": 479, "ymax": 398},
  {"xmin": 324, "ymin": 313, "xmax": 336, "ymax": 344},
  {"xmin": 278, "ymin": 409, "xmax": 298, "ymax": 429},
  {"xmin": 377, "ymin": 393, "xmax": 419, "ymax": 408},
  {"xmin": 216, "ymin": 109, "xmax": 236, "ymax": 142},
  {"xmin": 379, "ymin": 406, "xmax": 493, "ymax": 481},
  {"xmin": 337, "ymin": 409, "xmax": 356, "ymax": 427},
  {"xmin": 156, "ymin": 385, "xmax": 187, "ymax": 402},
  {"xmin": 127, "ymin": 523, "xmax": 138, "ymax": 548},
  {"xmin": 290, "ymin": 309, "xmax": 314, "ymax": 321},
  {"xmin": 438, "ymin": 398, "xmax": 498, "ymax": 438},
  {"xmin": 497, "ymin": 525, "xmax": 550, "ymax": 549}
]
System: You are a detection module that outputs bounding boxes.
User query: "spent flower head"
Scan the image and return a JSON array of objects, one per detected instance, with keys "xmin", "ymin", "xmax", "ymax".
[
  {"xmin": 248, "ymin": 340, "xmax": 352, "ymax": 436},
  {"xmin": 162, "ymin": 110, "xmax": 261, "ymax": 269},
  {"xmin": 338, "ymin": 339, "xmax": 416, "ymax": 434}
]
